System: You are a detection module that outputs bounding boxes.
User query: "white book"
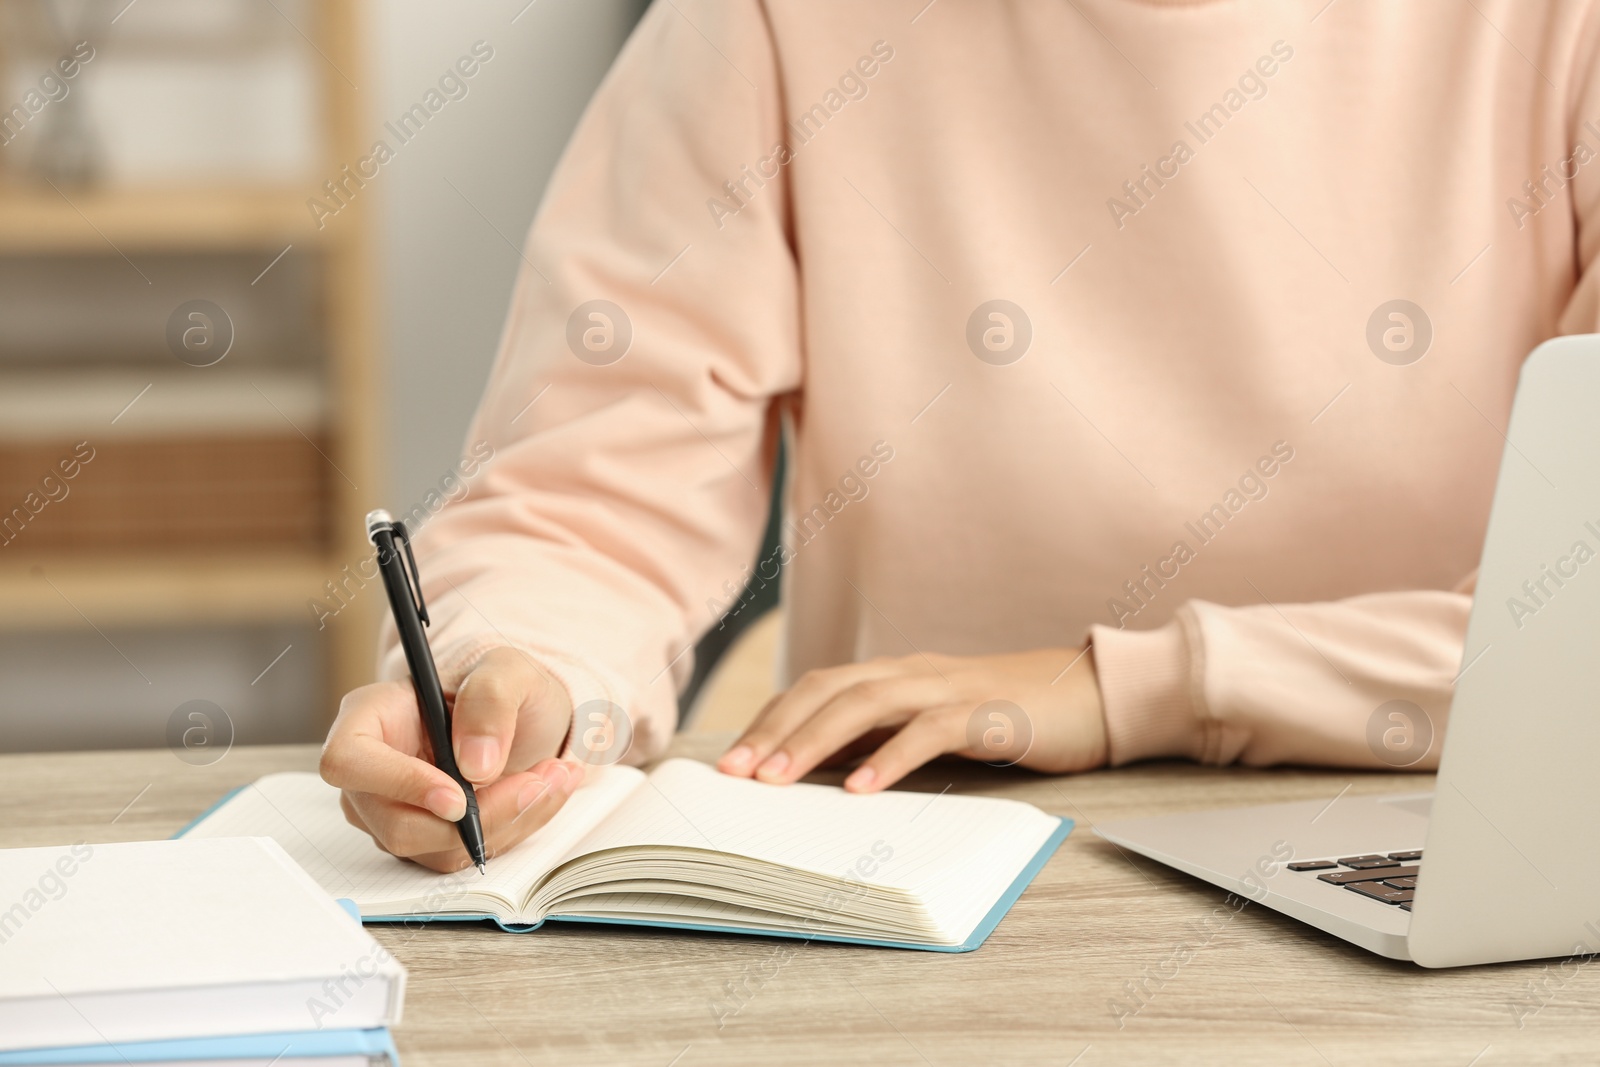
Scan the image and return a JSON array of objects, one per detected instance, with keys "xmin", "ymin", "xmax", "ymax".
[
  {"xmin": 0, "ymin": 838, "xmax": 405, "ymax": 1054},
  {"xmin": 183, "ymin": 758, "xmax": 1071, "ymax": 952}
]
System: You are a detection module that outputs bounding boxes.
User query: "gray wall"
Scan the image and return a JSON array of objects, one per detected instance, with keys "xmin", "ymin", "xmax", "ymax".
[{"xmin": 371, "ymin": 0, "xmax": 647, "ymax": 507}]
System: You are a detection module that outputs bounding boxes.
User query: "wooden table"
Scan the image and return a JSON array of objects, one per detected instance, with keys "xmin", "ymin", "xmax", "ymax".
[{"xmin": 4, "ymin": 735, "xmax": 1594, "ymax": 1066}]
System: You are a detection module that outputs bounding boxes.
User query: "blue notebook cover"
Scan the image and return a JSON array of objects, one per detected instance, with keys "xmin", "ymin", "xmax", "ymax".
[
  {"xmin": 180, "ymin": 787, "xmax": 1072, "ymax": 954},
  {"xmin": 0, "ymin": 1027, "xmax": 398, "ymax": 1065}
]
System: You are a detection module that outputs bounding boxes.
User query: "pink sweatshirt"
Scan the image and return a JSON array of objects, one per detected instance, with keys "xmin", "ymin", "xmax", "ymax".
[{"xmin": 383, "ymin": 0, "xmax": 1600, "ymax": 769}]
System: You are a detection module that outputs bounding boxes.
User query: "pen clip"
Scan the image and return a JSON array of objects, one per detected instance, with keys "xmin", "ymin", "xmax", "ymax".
[{"xmin": 389, "ymin": 521, "xmax": 431, "ymax": 627}]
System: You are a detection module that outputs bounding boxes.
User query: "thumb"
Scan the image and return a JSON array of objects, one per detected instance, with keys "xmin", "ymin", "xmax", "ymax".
[{"xmin": 451, "ymin": 647, "xmax": 565, "ymax": 783}]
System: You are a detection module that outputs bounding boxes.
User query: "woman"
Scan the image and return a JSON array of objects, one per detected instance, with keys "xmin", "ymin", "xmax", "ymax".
[{"xmin": 320, "ymin": 0, "xmax": 1598, "ymax": 871}]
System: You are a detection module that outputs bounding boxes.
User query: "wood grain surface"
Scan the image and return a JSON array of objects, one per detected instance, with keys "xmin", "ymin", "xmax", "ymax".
[{"xmin": 2, "ymin": 736, "xmax": 1593, "ymax": 1066}]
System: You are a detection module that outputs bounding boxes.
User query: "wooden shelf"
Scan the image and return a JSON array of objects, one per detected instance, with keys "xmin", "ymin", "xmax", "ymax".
[
  {"xmin": 0, "ymin": 186, "xmax": 323, "ymax": 254},
  {"xmin": 0, "ymin": 1, "xmax": 380, "ymax": 716},
  {"xmin": 0, "ymin": 553, "xmax": 335, "ymax": 630}
]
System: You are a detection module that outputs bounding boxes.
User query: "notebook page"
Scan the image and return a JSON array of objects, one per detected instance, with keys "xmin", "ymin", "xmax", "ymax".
[
  {"xmin": 184, "ymin": 766, "xmax": 644, "ymax": 916},
  {"xmin": 560, "ymin": 758, "xmax": 1060, "ymax": 939},
  {"xmin": 549, "ymin": 891, "xmax": 909, "ymax": 939}
]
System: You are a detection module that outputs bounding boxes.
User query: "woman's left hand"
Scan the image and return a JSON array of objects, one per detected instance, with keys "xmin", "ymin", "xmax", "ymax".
[{"xmin": 716, "ymin": 646, "xmax": 1108, "ymax": 792}]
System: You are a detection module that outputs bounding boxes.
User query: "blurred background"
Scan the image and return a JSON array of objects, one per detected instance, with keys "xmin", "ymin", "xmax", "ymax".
[{"xmin": 0, "ymin": 0, "xmax": 669, "ymax": 752}]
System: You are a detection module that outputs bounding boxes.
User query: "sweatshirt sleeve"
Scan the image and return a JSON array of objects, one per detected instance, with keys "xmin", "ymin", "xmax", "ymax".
[
  {"xmin": 1090, "ymin": 585, "xmax": 1472, "ymax": 769},
  {"xmin": 378, "ymin": 0, "xmax": 799, "ymax": 765}
]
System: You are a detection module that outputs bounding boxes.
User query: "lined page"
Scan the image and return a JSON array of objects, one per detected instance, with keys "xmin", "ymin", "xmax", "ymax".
[
  {"xmin": 185, "ymin": 766, "xmax": 644, "ymax": 917},
  {"xmin": 559, "ymin": 759, "xmax": 1061, "ymax": 940}
]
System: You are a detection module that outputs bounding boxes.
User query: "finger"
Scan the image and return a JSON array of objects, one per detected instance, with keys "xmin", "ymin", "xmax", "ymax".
[
  {"xmin": 815, "ymin": 727, "xmax": 896, "ymax": 769},
  {"xmin": 327, "ymin": 680, "xmax": 430, "ymax": 754},
  {"xmin": 451, "ymin": 650, "xmax": 546, "ymax": 784},
  {"xmin": 349, "ymin": 758, "xmax": 579, "ymax": 862},
  {"xmin": 758, "ymin": 675, "xmax": 952, "ymax": 784},
  {"xmin": 718, "ymin": 660, "xmax": 904, "ymax": 777},
  {"xmin": 481, "ymin": 758, "xmax": 586, "ymax": 855},
  {"xmin": 343, "ymin": 789, "xmax": 463, "ymax": 860},
  {"xmin": 348, "ymin": 796, "xmax": 464, "ymax": 870},
  {"xmin": 322, "ymin": 686, "xmax": 466, "ymax": 821},
  {"xmin": 400, "ymin": 755, "xmax": 588, "ymax": 870},
  {"xmin": 842, "ymin": 706, "xmax": 968, "ymax": 793},
  {"xmin": 404, "ymin": 849, "xmax": 477, "ymax": 874},
  {"xmin": 339, "ymin": 790, "xmax": 374, "ymax": 836}
]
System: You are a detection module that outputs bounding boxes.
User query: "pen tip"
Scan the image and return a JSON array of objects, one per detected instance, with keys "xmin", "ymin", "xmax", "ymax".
[{"xmin": 477, "ymin": 862, "xmax": 487, "ymax": 876}]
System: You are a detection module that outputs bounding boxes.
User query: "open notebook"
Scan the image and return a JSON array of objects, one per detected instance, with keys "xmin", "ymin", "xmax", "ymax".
[{"xmin": 183, "ymin": 758, "xmax": 1070, "ymax": 952}]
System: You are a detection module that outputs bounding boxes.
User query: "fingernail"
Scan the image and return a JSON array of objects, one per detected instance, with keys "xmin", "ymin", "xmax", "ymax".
[
  {"xmin": 755, "ymin": 751, "xmax": 789, "ymax": 781},
  {"xmin": 517, "ymin": 776, "xmax": 553, "ymax": 811},
  {"xmin": 425, "ymin": 786, "xmax": 466, "ymax": 821},
  {"xmin": 560, "ymin": 759, "xmax": 587, "ymax": 788},
  {"xmin": 544, "ymin": 761, "xmax": 571, "ymax": 791},
  {"xmin": 844, "ymin": 766, "xmax": 876, "ymax": 793},
  {"xmin": 457, "ymin": 736, "xmax": 501, "ymax": 781},
  {"xmin": 721, "ymin": 745, "xmax": 754, "ymax": 773}
]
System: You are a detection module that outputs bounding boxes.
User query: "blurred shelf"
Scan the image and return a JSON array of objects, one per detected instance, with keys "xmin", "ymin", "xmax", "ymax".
[
  {"xmin": 0, "ymin": 0, "xmax": 377, "ymax": 714},
  {"xmin": 0, "ymin": 553, "xmax": 335, "ymax": 630},
  {"xmin": 0, "ymin": 369, "xmax": 327, "ymax": 442},
  {"xmin": 0, "ymin": 187, "xmax": 323, "ymax": 254}
]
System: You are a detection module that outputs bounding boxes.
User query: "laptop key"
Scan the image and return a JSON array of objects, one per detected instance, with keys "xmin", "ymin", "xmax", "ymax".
[
  {"xmin": 1286, "ymin": 860, "xmax": 1339, "ymax": 872},
  {"xmin": 1318, "ymin": 865, "xmax": 1420, "ymax": 885},
  {"xmin": 1346, "ymin": 882, "xmax": 1415, "ymax": 904},
  {"xmin": 1381, "ymin": 876, "xmax": 1417, "ymax": 890},
  {"xmin": 1387, "ymin": 850, "xmax": 1423, "ymax": 862},
  {"xmin": 1400, "ymin": 902, "xmax": 1413, "ymax": 911},
  {"xmin": 1337, "ymin": 855, "xmax": 1401, "ymax": 869}
]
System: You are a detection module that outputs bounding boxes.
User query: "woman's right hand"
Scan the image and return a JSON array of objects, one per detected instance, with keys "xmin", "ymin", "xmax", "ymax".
[{"xmin": 319, "ymin": 646, "xmax": 583, "ymax": 872}]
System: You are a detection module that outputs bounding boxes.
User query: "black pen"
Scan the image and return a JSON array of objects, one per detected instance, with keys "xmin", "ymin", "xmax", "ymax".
[{"xmin": 366, "ymin": 509, "xmax": 489, "ymax": 874}]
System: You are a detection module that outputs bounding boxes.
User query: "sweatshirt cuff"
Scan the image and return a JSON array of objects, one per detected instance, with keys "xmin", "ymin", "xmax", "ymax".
[{"xmin": 1088, "ymin": 617, "xmax": 1205, "ymax": 765}]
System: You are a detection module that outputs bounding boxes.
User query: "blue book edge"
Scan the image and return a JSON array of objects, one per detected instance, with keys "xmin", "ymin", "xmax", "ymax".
[
  {"xmin": 178, "ymin": 786, "xmax": 1072, "ymax": 953},
  {"xmin": 0, "ymin": 1028, "xmax": 398, "ymax": 1065},
  {"xmin": 174, "ymin": 785, "xmax": 246, "ymax": 838}
]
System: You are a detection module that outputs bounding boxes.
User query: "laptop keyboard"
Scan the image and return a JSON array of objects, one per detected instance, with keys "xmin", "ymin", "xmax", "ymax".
[{"xmin": 1286, "ymin": 852, "xmax": 1423, "ymax": 911}]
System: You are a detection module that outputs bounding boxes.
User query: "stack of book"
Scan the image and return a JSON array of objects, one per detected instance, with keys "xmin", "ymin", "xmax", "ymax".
[{"xmin": 0, "ymin": 838, "xmax": 404, "ymax": 1066}]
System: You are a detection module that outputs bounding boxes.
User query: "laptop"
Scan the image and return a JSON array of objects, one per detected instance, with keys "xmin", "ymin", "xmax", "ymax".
[{"xmin": 1096, "ymin": 334, "xmax": 1600, "ymax": 967}]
